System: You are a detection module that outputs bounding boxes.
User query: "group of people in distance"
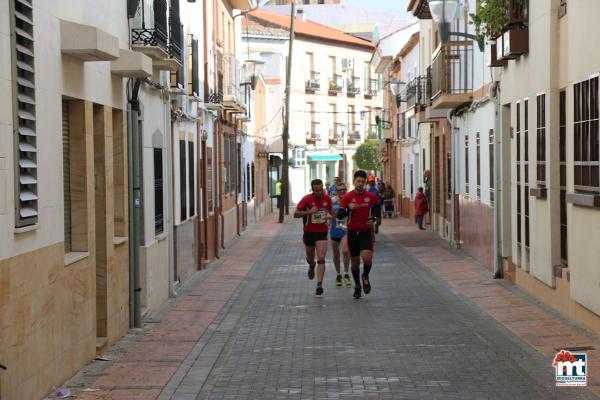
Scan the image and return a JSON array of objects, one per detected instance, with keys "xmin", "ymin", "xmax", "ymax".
[{"xmin": 293, "ymin": 170, "xmax": 382, "ymax": 299}]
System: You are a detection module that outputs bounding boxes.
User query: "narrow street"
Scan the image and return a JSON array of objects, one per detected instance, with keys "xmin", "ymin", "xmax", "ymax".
[{"xmin": 66, "ymin": 216, "xmax": 600, "ymax": 400}]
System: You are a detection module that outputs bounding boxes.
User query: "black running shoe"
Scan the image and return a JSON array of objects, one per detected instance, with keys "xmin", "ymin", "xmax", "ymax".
[
  {"xmin": 362, "ymin": 274, "xmax": 371, "ymax": 294},
  {"xmin": 336, "ymin": 275, "xmax": 342, "ymax": 286},
  {"xmin": 308, "ymin": 265, "xmax": 315, "ymax": 280},
  {"xmin": 316, "ymin": 285, "xmax": 324, "ymax": 295},
  {"xmin": 353, "ymin": 286, "xmax": 361, "ymax": 299}
]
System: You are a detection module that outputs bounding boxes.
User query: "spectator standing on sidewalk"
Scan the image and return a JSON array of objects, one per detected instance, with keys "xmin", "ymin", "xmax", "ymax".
[
  {"xmin": 383, "ymin": 185, "xmax": 396, "ymax": 218},
  {"xmin": 367, "ymin": 176, "xmax": 383, "ymax": 233},
  {"xmin": 415, "ymin": 186, "xmax": 428, "ymax": 230},
  {"xmin": 275, "ymin": 179, "xmax": 283, "ymax": 210}
]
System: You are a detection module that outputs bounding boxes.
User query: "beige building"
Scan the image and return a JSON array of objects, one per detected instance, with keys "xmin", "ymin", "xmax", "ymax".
[
  {"xmin": 247, "ymin": 10, "xmax": 377, "ymax": 202},
  {"xmin": 501, "ymin": 0, "xmax": 600, "ymax": 335},
  {"xmin": 0, "ymin": 0, "xmax": 153, "ymax": 397}
]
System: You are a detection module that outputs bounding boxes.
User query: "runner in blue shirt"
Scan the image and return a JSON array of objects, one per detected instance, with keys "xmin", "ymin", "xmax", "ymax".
[
  {"xmin": 330, "ymin": 182, "xmax": 351, "ymax": 286},
  {"xmin": 367, "ymin": 176, "xmax": 383, "ymax": 234}
]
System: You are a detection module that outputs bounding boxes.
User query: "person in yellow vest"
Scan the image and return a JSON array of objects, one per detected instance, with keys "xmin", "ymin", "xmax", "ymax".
[{"xmin": 275, "ymin": 179, "xmax": 283, "ymax": 210}]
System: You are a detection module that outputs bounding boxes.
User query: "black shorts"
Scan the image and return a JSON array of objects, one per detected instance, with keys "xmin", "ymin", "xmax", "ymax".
[
  {"xmin": 303, "ymin": 231, "xmax": 328, "ymax": 247},
  {"xmin": 347, "ymin": 230, "xmax": 374, "ymax": 257}
]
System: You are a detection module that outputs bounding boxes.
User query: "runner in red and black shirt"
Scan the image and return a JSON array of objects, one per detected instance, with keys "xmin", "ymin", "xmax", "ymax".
[
  {"xmin": 294, "ymin": 179, "xmax": 334, "ymax": 296},
  {"xmin": 338, "ymin": 170, "xmax": 381, "ymax": 299}
]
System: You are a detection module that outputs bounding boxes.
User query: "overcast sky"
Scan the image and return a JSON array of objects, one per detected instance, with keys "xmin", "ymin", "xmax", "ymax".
[{"xmin": 342, "ymin": 0, "xmax": 411, "ymax": 15}]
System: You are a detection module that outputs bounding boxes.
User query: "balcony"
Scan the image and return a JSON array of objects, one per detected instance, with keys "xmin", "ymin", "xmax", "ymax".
[
  {"xmin": 367, "ymin": 125, "xmax": 379, "ymax": 140},
  {"xmin": 364, "ymin": 78, "xmax": 378, "ymax": 99},
  {"xmin": 347, "ymin": 77, "xmax": 361, "ymax": 97},
  {"xmin": 406, "ymin": 76, "xmax": 429, "ymax": 110},
  {"xmin": 206, "ymin": 50, "xmax": 224, "ymax": 110},
  {"xmin": 328, "ymin": 123, "xmax": 344, "ymax": 144},
  {"xmin": 430, "ymin": 41, "xmax": 473, "ymax": 110},
  {"xmin": 223, "ymin": 53, "xmax": 245, "ymax": 113},
  {"xmin": 131, "ymin": 0, "xmax": 182, "ymax": 71},
  {"xmin": 328, "ymin": 74, "xmax": 344, "ymax": 95},
  {"xmin": 347, "ymin": 124, "xmax": 361, "ymax": 144},
  {"xmin": 305, "ymin": 71, "xmax": 320, "ymax": 93},
  {"xmin": 306, "ymin": 122, "xmax": 321, "ymax": 145}
]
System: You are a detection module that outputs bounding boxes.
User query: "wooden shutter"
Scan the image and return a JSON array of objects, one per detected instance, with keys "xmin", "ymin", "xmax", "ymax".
[
  {"xmin": 11, "ymin": 0, "xmax": 38, "ymax": 227},
  {"xmin": 191, "ymin": 37, "xmax": 199, "ymax": 95},
  {"xmin": 62, "ymin": 101, "xmax": 71, "ymax": 251}
]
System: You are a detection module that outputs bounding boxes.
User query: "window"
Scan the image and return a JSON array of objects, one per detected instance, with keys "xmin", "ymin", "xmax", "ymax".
[
  {"xmin": 464, "ymin": 134, "xmax": 469, "ymax": 194},
  {"xmin": 476, "ymin": 132, "xmax": 481, "ymax": 199},
  {"xmin": 154, "ymin": 148, "xmax": 164, "ymax": 235},
  {"xmin": 489, "ymin": 129, "xmax": 494, "ymax": 206},
  {"xmin": 573, "ymin": 77, "xmax": 599, "ymax": 193},
  {"xmin": 224, "ymin": 134, "xmax": 231, "ymax": 194},
  {"xmin": 435, "ymin": 137, "xmax": 440, "ymax": 213},
  {"xmin": 11, "ymin": 0, "xmax": 38, "ymax": 227},
  {"xmin": 536, "ymin": 93, "xmax": 546, "ymax": 187},
  {"xmin": 251, "ymin": 162, "xmax": 255, "ymax": 198},
  {"xmin": 113, "ymin": 109, "xmax": 126, "ymax": 237},
  {"xmin": 189, "ymin": 141, "xmax": 195, "ymax": 216},
  {"xmin": 180, "ymin": 140, "xmax": 187, "ymax": 221},
  {"xmin": 402, "ymin": 163, "xmax": 406, "ymax": 192},
  {"xmin": 237, "ymin": 142, "xmax": 242, "ymax": 194},
  {"xmin": 516, "ymin": 102, "xmax": 522, "ymax": 246},
  {"xmin": 559, "ymin": 89, "xmax": 568, "ymax": 263},
  {"xmin": 410, "ymin": 164, "xmax": 414, "ymax": 197},
  {"xmin": 524, "ymin": 99, "xmax": 530, "ymax": 248},
  {"xmin": 62, "ymin": 101, "xmax": 72, "ymax": 252},
  {"xmin": 207, "ymin": 147, "xmax": 214, "ymax": 213},
  {"xmin": 189, "ymin": 36, "xmax": 199, "ymax": 95}
]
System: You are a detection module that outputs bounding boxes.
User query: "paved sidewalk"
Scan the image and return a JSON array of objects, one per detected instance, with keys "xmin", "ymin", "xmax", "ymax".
[{"xmin": 64, "ymin": 215, "xmax": 600, "ymax": 399}]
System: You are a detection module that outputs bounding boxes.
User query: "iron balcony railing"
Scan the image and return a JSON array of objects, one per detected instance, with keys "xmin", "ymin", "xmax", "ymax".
[
  {"xmin": 347, "ymin": 76, "xmax": 361, "ymax": 96},
  {"xmin": 406, "ymin": 76, "xmax": 429, "ymax": 109},
  {"xmin": 207, "ymin": 50, "xmax": 223, "ymax": 104},
  {"xmin": 348, "ymin": 124, "xmax": 361, "ymax": 142},
  {"xmin": 131, "ymin": 0, "xmax": 169, "ymax": 54},
  {"xmin": 430, "ymin": 41, "xmax": 473, "ymax": 101},
  {"xmin": 328, "ymin": 74, "xmax": 344, "ymax": 93},
  {"xmin": 224, "ymin": 53, "xmax": 243, "ymax": 103},
  {"xmin": 365, "ymin": 78, "xmax": 378, "ymax": 97},
  {"xmin": 307, "ymin": 121, "xmax": 321, "ymax": 141},
  {"xmin": 305, "ymin": 71, "xmax": 320, "ymax": 91}
]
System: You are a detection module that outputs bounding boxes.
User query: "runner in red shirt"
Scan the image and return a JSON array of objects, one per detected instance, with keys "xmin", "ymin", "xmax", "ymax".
[
  {"xmin": 294, "ymin": 179, "xmax": 334, "ymax": 295},
  {"xmin": 338, "ymin": 170, "xmax": 381, "ymax": 299}
]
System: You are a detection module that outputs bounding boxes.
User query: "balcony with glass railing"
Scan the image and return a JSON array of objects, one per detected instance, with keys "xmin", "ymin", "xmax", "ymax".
[
  {"xmin": 347, "ymin": 77, "xmax": 361, "ymax": 97},
  {"xmin": 131, "ymin": 0, "xmax": 182, "ymax": 71},
  {"xmin": 429, "ymin": 41, "xmax": 473, "ymax": 109},
  {"xmin": 306, "ymin": 121, "xmax": 321, "ymax": 144},
  {"xmin": 305, "ymin": 71, "xmax": 320, "ymax": 93}
]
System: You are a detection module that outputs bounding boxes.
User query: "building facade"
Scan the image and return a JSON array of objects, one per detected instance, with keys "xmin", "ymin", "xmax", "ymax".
[{"xmin": 247, "ymin": 10, "xmax": 377, "ymax": 203}]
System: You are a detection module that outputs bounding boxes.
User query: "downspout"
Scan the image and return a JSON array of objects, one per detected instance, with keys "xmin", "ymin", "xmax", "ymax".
[
  {"xmin": 447, "ymin": 108, "xmax": 458, "ymax": 246},
  {"xmin": 128, "ymin": 78, "xmax": 142, "ymax": 328},
  {"xmin": 493, "ymin": 81, "xmax": 503, "ymax": 278},
  {"xmin": 165, "ymin": 88, "xmax": 176, "ymax": 297}
]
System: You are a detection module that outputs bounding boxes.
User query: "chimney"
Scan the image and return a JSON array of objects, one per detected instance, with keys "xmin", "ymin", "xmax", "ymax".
[{"xmin": 296, "ymin": 8, "xmax": 306, "ymax": 22}]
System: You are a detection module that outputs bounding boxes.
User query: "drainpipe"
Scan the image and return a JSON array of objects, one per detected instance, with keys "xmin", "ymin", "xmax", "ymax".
[
  {"xmin": 493, "ymin": 81, "xmax": 503, "ymax": 279},
  {"xmin": 447, "ymin": 108, "xmax": 458, "ymax": 246},
  {"xmin": 165, "ymin": 87, "xmax": 177, "ymax": 297},
  {"xmin": 128, "ymin": 78, "xmax": 143, "ymax": 328}
]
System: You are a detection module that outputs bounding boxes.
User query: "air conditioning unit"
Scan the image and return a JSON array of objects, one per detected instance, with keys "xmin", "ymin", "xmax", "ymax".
[{"xmin": 342, "ymin": 58, "xmax": 353, "ymax": 71}]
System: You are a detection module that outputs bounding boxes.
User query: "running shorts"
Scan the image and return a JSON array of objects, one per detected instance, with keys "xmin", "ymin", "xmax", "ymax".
[
  {"xmin": 303, "ymin": 231, "xmax": 328, "ymax": 247},
  {"xmin": 347, "ymin": 230, "xmax": 374, "ymax": 257}
]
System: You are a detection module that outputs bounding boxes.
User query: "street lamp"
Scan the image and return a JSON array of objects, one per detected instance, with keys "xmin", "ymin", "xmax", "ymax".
[
  {"xmin": 243, "ymin": 58, "xmax": 265, "ymax": 91},
  {"xmin": 428, "ymin": 0, "xmax": 484, "ymax": 51}
]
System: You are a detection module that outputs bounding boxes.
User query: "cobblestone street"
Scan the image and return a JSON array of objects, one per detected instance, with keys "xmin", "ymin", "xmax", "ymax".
[{"xmin": 69, "ymin": 216, "xmax": 600, "ymax": 400}]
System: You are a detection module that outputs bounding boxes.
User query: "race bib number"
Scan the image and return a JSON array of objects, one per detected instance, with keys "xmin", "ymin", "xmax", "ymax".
[{"xmin": 311, "ymin": 211, "xmax": 327, "ymax": 224}]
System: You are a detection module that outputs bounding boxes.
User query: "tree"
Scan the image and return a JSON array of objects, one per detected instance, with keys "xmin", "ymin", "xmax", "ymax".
[{"xmin": 355, "ymin": 140, "xmax": 381, "ymax": 172}]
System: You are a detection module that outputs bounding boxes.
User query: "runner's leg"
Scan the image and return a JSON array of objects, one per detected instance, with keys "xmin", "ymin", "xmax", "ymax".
[
  {"xmin": 341, "ymin": 235, "xmax": 350, "ymax": 275},
  {"xmin": 305, "ymin": 243, "xmax": 316, "ymax": 280},
  {"xmin": 331, "ymin": 239, "xmax": 341, "ymax": 275},
  {"xmin": 315, "ymin": 239, "xmax": 328, "ymax": 294}
]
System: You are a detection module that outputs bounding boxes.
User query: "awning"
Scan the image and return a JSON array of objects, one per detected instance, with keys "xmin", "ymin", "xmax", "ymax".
[{"xmin": 307, "ymin": 154, "xmax": 343, "ymax": 162}]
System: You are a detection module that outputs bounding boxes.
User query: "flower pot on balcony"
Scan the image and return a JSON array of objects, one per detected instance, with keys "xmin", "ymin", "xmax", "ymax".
[
  {"xmin": 487, "ymin": 41, "xmax": 507, "ymax": 67},
  {"xmin": 501, "ymin": 27, "xmax": 528, "ymax": 59}
]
